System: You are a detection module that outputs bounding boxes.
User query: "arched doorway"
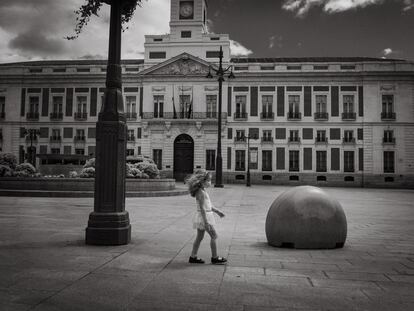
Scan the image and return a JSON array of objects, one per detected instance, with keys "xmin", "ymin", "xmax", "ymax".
[{"xmin": 174, "ymin": 134, "xmax": 194, "ymax": 181}]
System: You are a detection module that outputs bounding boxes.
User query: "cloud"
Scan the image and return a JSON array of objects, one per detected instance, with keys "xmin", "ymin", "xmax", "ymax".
[
  {"xmin": 282, "ymin": 0, "xmax": 413, "ymax": 16},
  {"xmin": 9, "ymin": 31, "xmax": 66, "ymax": 55},
  {"xmin": 382, "ymin": 48, "xmax": 393, "ymax": 56},
  {"xmin": 268, "ymin": 35, "xmax": 283, "ymax": 49},
  {"xmin": 230, "ymin": 40, "xmax": 253, "ymax": 57}
]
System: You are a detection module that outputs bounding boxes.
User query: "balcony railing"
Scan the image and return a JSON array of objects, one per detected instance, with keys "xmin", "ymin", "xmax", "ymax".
[
  {"xmin": 314, "ymin": 112, "xmax": 329, "ymax": 120},
  {"xmin": 25, "ymin": 136, "xmax": 38, "ymax": 143},
  {"xmin": 126, "ymin": 112, "xmax": 137, "ymax": 120},
  {"xmin": 289, "ymin": 166, "xmax": 299, "ymax": 172},
  {"xmin": 344, "ymin": 167, "xmax": 355, "ymax": 173},
  {"xmin": 235, "ymin": 166, "xmax": 246, "ymax": 171},
  {"xmin": 141, "ymin": 112, "xmax": 227, "ymax": 120},
  {"xmin": 234, "ymin": 137, "xmax": 246, "ymax": 143},
  {"xmin": 342, "ymin": 112, "xmax": 356, "ymax": 120},
  {"xmin": 0, "ymin": 112, "xmax": 5, "ymax": 120},
  {"xmin": 127, "ymin": 135, "xmax": 136, "ymax": 142},
  {"xmin": 383, "ymin": 137, "xmax": 396, "ymax": 144},
  {"xmin": 26, "ymin": 112, "xmax": 39, "ymax": 120},
  {"xmin": 74, "ymin": 136, "xmax": 86, "ymax": 143},
  {"xmin": 261, "ymin": 137, "xmax": 274, "ymax": 143},
  {"xmin": 316, "ymin": 166, "xmax": 327, "ymax": 173},
  {"xmin": 315, "ymin": 137, "xmax": 328, "ymax": 144},
  {"xmin": 234, "ymin": 112, "xmax": 248, "ymax": 120},
  {"xmin": 288, "ymin": 137, "xmax": 301, "ymax": 143},
  {"xmin": 287, "ymin": 112, "xmax": 302, "ymax": 120},
  {"xmin": 50, "ymin": 112, "xmax": 63, "ymax": 121},
  {"xmin": 381, "ymin": 112, "xmax": 396, "ymax": 120},
  {"xmin": 260, "ymin": 112, "xmax": 274, "ymax": 120},
  {"xmin": 49, "ymin": 136, "xmax": 62, "ymax": 143},
  {"xmin": 74, "ymin": 112, "xmax": 88, "ymax": 121},
  {"xmin": 342, "ymin": 137, "xmax": 356, "ymax": 144}
]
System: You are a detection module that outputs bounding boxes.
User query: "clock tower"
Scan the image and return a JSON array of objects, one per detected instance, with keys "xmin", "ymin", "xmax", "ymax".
[{"xmin": 170, "ymin": 0, "xmax": 208, "ymax": 39}]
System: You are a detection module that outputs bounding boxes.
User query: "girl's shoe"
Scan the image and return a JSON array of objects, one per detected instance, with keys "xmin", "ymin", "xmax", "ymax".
[
  {"xmin": 189, "ymin": 256, "xmax": 205, "ymax": 264},
  {"xmin": 211, "ymin": 256, "xmax": 227, "ymax": 264}
]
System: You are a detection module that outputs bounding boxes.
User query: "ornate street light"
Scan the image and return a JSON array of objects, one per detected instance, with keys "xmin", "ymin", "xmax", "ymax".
[
  {"xmin": 23, "ymin": 129, "xmax": 40, "ymax": 167},
  {"xmin": 206, "ymin": 46, "xmax": 235, "ymax": 188},
  {"xmin": 242, "ymin": 133, "xmax": 258, "ymax": 187},
  {"xmin": 85, "ymin": 0, "xmax": 131, "ymax": 245}
]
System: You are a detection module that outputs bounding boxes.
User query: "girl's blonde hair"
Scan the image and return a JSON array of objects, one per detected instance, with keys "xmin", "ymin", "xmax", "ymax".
[{"xmin": 186, "ymin": 169, "xmax": 211, "ymax": 197}]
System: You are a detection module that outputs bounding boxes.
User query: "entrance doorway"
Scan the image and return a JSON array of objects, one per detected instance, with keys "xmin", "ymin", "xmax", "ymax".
[{"xmin": 174, "ymin": 134, "xmax": 194, "ymax": 181}]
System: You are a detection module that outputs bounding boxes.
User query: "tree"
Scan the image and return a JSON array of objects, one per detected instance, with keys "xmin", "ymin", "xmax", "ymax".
[{"xmin": 66, "ymin": 0, "xmax": 143, "ymax": 40}]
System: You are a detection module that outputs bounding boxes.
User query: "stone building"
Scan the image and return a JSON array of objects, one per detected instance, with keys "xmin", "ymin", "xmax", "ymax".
[{"xmin": 0, "ymin": 0, "xmax": 413, "ymax": 187}]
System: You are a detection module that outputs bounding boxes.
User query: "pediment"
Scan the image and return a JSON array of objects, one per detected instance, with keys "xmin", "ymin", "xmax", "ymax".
[{"xmin": 141, "ymin": 53, "xmax": 211, "ymax": 76}]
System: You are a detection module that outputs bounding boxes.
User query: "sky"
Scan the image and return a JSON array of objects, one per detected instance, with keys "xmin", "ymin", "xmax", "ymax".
[{"xmin": 0, "ymin": 0, "xmax": 413, "ymax": 64}]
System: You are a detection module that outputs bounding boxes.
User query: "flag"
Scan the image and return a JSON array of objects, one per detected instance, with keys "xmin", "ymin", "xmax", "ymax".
[{"xmin": 172, "ymin": 85, "xmax": 177, "ymax": 119}]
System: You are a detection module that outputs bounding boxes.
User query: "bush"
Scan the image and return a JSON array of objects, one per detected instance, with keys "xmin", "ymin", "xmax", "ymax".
[
  {"xmin": 69, "ymin": 171, "xmax": 78, "ymax": 178},
  {"xmin": 136, "ymin": 162, "xmax": 160, "ymax": 179},
  {"xmin": 0, "ymin": 164, "xmax": 13, "ymax": 177},
  {"xmin": 84, "ymin": 158, "xmax": 95, "ymax": 169},
  {"xmin": 0, "ymin": 153, "xmax": 17, "ymax": 170},
  {"xmin": 80, "ymin": 167, "xmax": 95, "ymax": 178},
  {"xmin": 14, "ymin": 163, "xmax": 36, "ymax": 177}
]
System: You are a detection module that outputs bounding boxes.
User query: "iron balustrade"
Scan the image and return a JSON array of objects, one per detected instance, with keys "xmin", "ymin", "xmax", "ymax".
[
  {"xmin": 341, "ymin": 112, "xmax": 356, "ymax": 120},
  {"xmin": 234, "ymin": 112, "xmax": 248, "ymax": 120},
  {"xmin": 127, "ymin": 135, "xmax": 136, "ymax": 142},
  {"xmin": 314, "ymin": 112, "xmax": 329, "ymax": 120},
  {"xmin": 343, "ymin": 137, "xmax": 356, "ymax": 144},
  {"xmin": 260, "ymin": 112, "xmax": 274, "ymax": 120},
  {"xmin": 383, "ymin": 137, "xmax": 396, "ymax": 144},
  {"xmin": 26, "ymin": 112, "xmax": 39, "ymax": 120},
  {"xmin": 381, "ymin": 112, "xmax": 396, "ymax": 120},
  {"xmin": 261, "ymin": 137, "xmax": 274, "ymax": 143},
  {"xmin": 315, "ymin": 137, "xmax": 328, "ymax": 144},
  {"xmin": 74, "ymin": 112, "xmax": 88, "ymax": 120},
  {"xmin": 74, "ymin": 136, "xmax": 86, "ymax": 143},
  {"xmin": 126, "ymin": 112, "xmax": 137, "ymax": 120},
  {"xmin": 234, "ymin": 137, "xmax": 247, "ymax": 143},
  {"xmin": 50, "ymin": 112, "xmax": 63, "ymax": 120},
  {"xmin": 49, "ymin": 136, "xmax": 62, "ymax": 143},
  {"xmin": 288, "ymin": 137, "xmax": 301, "ymax": 143},
  {"xmin": 287, "ymin": 112, "xmax": 302, "ymax": 120}
]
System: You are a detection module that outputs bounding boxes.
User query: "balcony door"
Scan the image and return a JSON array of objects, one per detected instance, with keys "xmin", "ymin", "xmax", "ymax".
[{"xmin": 173, "ymin": 134, "xmax": 194, "ymax": 181}]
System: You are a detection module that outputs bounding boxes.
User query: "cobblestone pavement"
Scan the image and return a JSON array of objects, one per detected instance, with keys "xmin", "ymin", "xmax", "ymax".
[{"xmin": 0, "ymin": 185, "xmax": 413, "ymax": 310}]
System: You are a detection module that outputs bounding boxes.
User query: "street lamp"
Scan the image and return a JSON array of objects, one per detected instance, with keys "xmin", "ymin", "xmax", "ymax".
[
  {"xmin": 85, "ymin": 0, "xmax": 131, "ymax": 245},
  {"xmin": 23, "ymin": 129, "xmax": 40, "ymax": 167},
  {"xmin": 206, "ymin": 46, "xmax": 235, "ymax": 188},
  {"xmin": 243, "ymin": 133, "xmax": 258, "ymax": 187}
]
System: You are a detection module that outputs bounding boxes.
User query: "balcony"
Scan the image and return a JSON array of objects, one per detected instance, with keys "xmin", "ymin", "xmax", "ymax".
[
  {"xmin": 0, "ymin": 112, "xmax": 5, "ymax": 120},
  {"xmin": 342, "ymin": 138, "xmax": 356, "ymax": 144},
  {"xmin": 141, "ymin": 112, "xmax": 227, "ymax": 120},
  {"xmin": 342, "ymin": 112, "xmax": 356, "ymax": 120},
  {"xmin": 315, "ymin": 137, "xmax": 328, "ymax": 144},
  {"xmin": 234, "ymin": 112, "xmax": 248, "ymax": 121},
  {"xmin": 74, "ymin": 112, "xmax": 88, "ymax": 121},
  {"xmin": 288, "ymin": 137, "xmax": 301, "ymax": 144},
  {"xmin": 234, "ymin": 137, "xmax": 246, "ymax": 144},
  {"xmin": 383, "ymin": 137, "xmax": 396, "ymax": 145},
  {"xmin": 25, "ymin": 136, "xmax": 38, "ymax": 144},
  {"xmin": 50, "ymin": 112, "xmax": 63, "ymax": 121},
  {"xmin": 314, "ymin": 112, "xmax": 329, "ymax": 120},
  {"xmin": 260, "ymin": 112, "xmax": 274, "ymax": 121},
  {"xmin": 26, "ymin": 112, "xmax": 39, "ymax": 121},
  {"xmin": 261, "ymin": 137, "xmax": 274, "ymax": 144},
  {"xmin": 287, "ymin": 112, "xmax": 302, "ymax": 120},
  {"xmin": 49, "ymin": 136, "xmax": 62, "ymax": 143},
  {"xmin": 74, "ymin": 136, "xmax": 86, "ymax": 143},
  {"xmin": 381, "ymin": 112, "xmax": 396, "ymax": 121},
  {"xmin": 126, "ymin": 112, "xmax": 137, "ymax": 120},
  {"xmin": 127, "ymin": 135, "xmax": 136, "ymax": 142}
]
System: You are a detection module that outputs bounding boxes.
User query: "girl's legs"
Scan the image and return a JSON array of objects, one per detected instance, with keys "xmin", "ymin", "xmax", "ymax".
[
  {"xmin": 210, "ymin": 237, "xmax": 217, "ymax": 258},
  {"xmin": 191, "ymin": 229, "xmax": 205, "ymax": 258}
]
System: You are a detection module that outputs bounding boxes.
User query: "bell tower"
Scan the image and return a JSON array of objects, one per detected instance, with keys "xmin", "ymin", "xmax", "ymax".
[{"xmin": 169, "ymin": 0, "xmax": 208, "ymax": 40}]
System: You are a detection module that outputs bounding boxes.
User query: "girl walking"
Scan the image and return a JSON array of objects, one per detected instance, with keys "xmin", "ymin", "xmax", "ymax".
[{"xmin": 187, "ymin": 170, "xmax": 227, "ymax": 264}]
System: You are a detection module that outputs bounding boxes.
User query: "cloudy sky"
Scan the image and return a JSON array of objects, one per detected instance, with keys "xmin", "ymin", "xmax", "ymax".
[{"xmin": 0, "ymin": 0, "xmax": 413, "ymax": 63}]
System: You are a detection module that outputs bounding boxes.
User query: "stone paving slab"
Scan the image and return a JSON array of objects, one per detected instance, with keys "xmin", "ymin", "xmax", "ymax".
[{"xmin": 0, "ymin": 185, "xmax": 413, "ymax": 310}]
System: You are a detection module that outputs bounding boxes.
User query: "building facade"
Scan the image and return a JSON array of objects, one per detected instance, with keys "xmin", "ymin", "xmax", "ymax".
[{"xmin": 0, "ymin": 0, "xmax": 413, "ymax": 187}]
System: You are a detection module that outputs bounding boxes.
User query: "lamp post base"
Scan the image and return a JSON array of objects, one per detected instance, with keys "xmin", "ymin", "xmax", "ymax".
[
  {"xmin": 214, "ymin": 184, "xmax": 224, "ymax": 188},
  {"xmin": 86, "ymin": 211, "xmax": 131, "ymax": 245}
]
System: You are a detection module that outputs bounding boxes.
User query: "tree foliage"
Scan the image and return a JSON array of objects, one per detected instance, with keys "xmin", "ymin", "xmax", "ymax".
[{"xmin": 66, "ymin": 0, "xmax": 143, "ymax": 40}]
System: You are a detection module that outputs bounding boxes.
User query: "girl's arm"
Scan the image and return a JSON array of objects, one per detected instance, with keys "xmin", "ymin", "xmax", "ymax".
[{"xmin": 212, "ymin": 206, "xmax": 225, "ymax": 218}]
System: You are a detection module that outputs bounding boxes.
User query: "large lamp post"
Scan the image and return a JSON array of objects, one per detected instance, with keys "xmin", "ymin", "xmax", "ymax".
[
  {"xmin": 24, "ymin": 129, "xmax": 40, "ymax": 167},
  {"xmin": 206, "ymin": 46, "xmax": 235, "ymax": 188},
  {"xmin": 243, "ymin": 133, "xmax": 258, "ymax": 187},
  {"xmin": 85, "ymin": 0, "xmax": 131, "ymax": 245}
]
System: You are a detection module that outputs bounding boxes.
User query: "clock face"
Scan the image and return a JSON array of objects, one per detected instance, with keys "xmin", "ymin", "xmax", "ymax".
[{"xmin": 179, "ymin": 1, "xmax": 194, "ymax": 19}]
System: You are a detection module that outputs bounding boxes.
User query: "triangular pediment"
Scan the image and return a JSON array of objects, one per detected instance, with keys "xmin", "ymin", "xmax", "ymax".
[{"xmin": 140, "ymin": 53, "xmax": 212, "ymax": 76}]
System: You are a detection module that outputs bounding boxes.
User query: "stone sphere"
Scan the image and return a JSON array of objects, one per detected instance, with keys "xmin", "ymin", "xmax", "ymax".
[{"xmin": 265, "ymin": 186, "xmax": 347, "ymax": 249}]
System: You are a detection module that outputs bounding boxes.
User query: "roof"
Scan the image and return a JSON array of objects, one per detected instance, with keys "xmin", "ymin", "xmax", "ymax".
[
  {"xmin": 230, "ymin": 57, "xmax": 406, "ymax": 63},
  {"xmin": 0, "ymin": 59, "xmax": 144, "ymax": 67}
]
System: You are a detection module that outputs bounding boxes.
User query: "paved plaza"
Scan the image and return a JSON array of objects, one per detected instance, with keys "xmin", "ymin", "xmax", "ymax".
[{"xmin": 0, "ymin": 185, "xmax": 413, "ymax": 310}]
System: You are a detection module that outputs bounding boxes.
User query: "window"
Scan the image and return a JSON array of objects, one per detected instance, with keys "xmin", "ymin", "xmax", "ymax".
[
  {"xmin": 206, "ymin": 95, "xmax": 217, "ymax": 118},
  {"xmin": 181, "ymin": 31, "xmax": 191, "ymax": 38},
  {"xmin": 384, "ymin": 130, "xmax": 394, "ymax": 143},
  {"xmin": 316, "ymin": 130, "xmax": 327, "ymax": 142},
  {"xmin": 262, "ymin": 130, "xmax": 272, "ymax": 142},
  {"xmin": 51, "ymin": 148, "xmax": 60, "ymax": 154},
  {"xmin": 289, "ymin": 130, "xmax": 299, "ymax": 142},
  {"xmin": 249, "ymin": 148, "xmax": 258, "ymax": 170},
  {"xmin": 382, "ymin": 95, "xmax": 395, "ymax": 119},
  {"xmin": 0, "ymin": 96, "xmax": 5, "ymax": 116},
  {"xmin": 206, "ymin": 150, "xmax": 215, "ymax": 170},
  {"xmin": 235, "ymin": 150, "xmax": 246, "ymax": 171},
  {"xmin": 262, "ymin": 150, "xmax": 272, "ymax": 171},
  {"xmin": 153, "ymin": 95, "xmax": 164, "ymax": 118},
  {"xmin": 76, "ymin": 96, "xmax": 87, "ymax": 113},
  {"xmin": 315, "ymin": 95, "xmax": 327, "ymax": 113},
  {"xmin": 235, "ymin": 95, "xmax": 246, "ymax": 117},
  {"xmin": 51, "ymin": 129, "xmax": 60, "ymax": 139},
  {"xmin": 288, "ymin": 95, "xmax": 300, "ymax": 113},
  {"xmin": 206, "ymin": 51, "xmax": 220, "ymax": 58},
  {"xmin": 289, "ymin": 150, "xmax": 299, "ymax": 172},
  {"xmin": 153, "ymin": 149, "xmax": 162, "ymax": 170},
  {"xmin": 343, "ymin": 95, "xmax": 354, "ymax": 113},
  {"xmin": 75, "ymin": 148, "xmax": 85, "ymax": 155},
  {"xmin": 127, "ymin": 149, "xmax": 134, "ymax": 156},
  {"xmin": 316, "ymin": 151, "xmax": 327, "ymax": 172},
  {"xmin": 344, "ymin": 151, "xmax": 354, "ymax": 172},
  {"xmin": 287, "ymin": 65, "xmax": 301, "ymax": 70},
  {"xmin": 29, "ymin": 96, "xmax": 39, "ymax": 113},
  {"xmin": 262, "ymin": 95, "xmax": 273, "ymax": 116},
  {"xmin": 127, "ymin": 129, "xmax": 135, "ymax": 141},
  {"xmin": 235, "ymin": 130, "xmax": 245, "ymax": 142},
  {"xmin": 344, "ymin": 130, "xmax": 354, "ymax": 143},
  {"xmin": 137, "ymin": 146, "xmax": 141, "ymax": 155},
  {"xmin": 149, "ymin": 52, "xmax": 166, "ymax": 59},
  {"xmin": 75, "ymin": 129, "xmax": 85, "ymax": 139},
  {"xmin": 179, "ymin": 95, "xmax": 192, "ymax": 119},
  {"xmin": 126, "ymin": 96, "xmax": 136, "ymax": 114},
  {"xmin": 52, "ymin": 96, "xmax": 63, "ymax": 113},
  {"xmin": 384, "ymin": 151, "xmax": 394, "ymax": 173}
]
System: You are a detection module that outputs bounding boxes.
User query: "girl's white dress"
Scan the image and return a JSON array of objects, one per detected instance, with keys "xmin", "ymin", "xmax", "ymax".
[{"xmin": 193, "ymin": 189, "xmax": 216, "ymax": 230}]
